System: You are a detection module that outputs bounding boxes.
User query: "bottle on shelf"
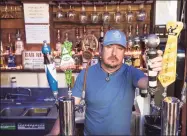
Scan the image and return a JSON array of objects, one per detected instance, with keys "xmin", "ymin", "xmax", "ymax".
[
  {"xmin": 98, "ymin": 26, "xmax": 104, "ymax": 56},
  {"xmin": 6, "ymin": 33, "xmax": 12, "ymax": 54},
  {"xmin": 141, "ymin": 23, "xmax": 148, "ymax": 43},
  {"xmin": 6, "ymin": 33, "xmax": 16, "ymax": 68},
  {"xmin": 55, "ymin": 29, "xmax": 62, "ymax": 54},
  {"xmin": 15, "ymin": 29, "xmax": 24, "ymax": 55},
  {"xmin": 141, "ymin": 24, "xmax": 148, "ymax": 68},
  {"xmin": 82, "ymin": 26, "xmax": 89, "ymax": 51},
  {"xmin": 0, "ymin": 41, "xmax": 5, "ymax": 68},
  {"xmin": 74, "ymin": 27, "xmax": 82, "ymax": 53},
  {"xmin": 53, "ymin": 30, "xmax": 62, "ymax": 68},
  {"xmin": 73, "ymin": 27, "xmax": 82, "ymax": 70},
  {"xmin": 132, "ymin": 24, "xmax": 142, "ymax": 68},
  {"xmin": 7, "ymin": 51, "xmax": 16, "ymax": 68},
  {"xmin": 1, "ymin": 41, "xmax": 3, "ymax": 53},
  {"xmin": 125, "ymin": 25, "xmax": 133, "ymax": 66}
]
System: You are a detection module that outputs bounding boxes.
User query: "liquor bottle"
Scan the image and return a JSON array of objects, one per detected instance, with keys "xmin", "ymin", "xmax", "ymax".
[
  {"xmin": 135, "ymin": 24, "xmax": 139, "ymax": 37},
  {"xmin": 55, "ymin": 29, "xmax": 62, "ymax": 53},
  {"xmin": 73, "ymin": 28, "xmax": 82, "ymax": 69},
  {"xmin": 0, "ymin": 41, "xmax": 4, "ymax": 67},
  {"xmin": 15, "ymin": 29, "xmax": 24, "ymax": 55},
  {"xmin": 7, "ymin": 51, "xmax": 16, "ymax": 68},
  {"xmin": 143, "ymin": 24, "xmax": 148, "ymax": 35},
  {"xmin": 75, "ymin": 27, "xmax": 82, "ymax": 53},
  {"xmin": 98, "ymin": 26, "xmax": 104, "ymax": 55},
  {"xmin": 125, "ymin": 25, "xmax": 133, "ymax": 66},
  {"xmin": 1, "ymin": 41, "xmax": 3, "ymax": 53},
  {"xmin": 6, "ymin": 33, "xmax": 11, "ymax": 54},
  {"xmin": 53, "ymin": 30, "xmax": 62, "ymax": 67},
  {"xmin": 141, "ymin": 24, "xmax": 148, "ymax": 42},
  {"xmin": 127, "ymin": 25, "xmax": 133, "ymax": 47},
  {"xmin": 132, "ymin": 24, "xmax": 141, "ymax": 68},
  {"xmin": 6, "ymin": 33, "xmax": 16, "ymax": 68},
  {"xmin": 141, "ymin": 24, "xmax": 148, "ymax": 68},
  {"xmin": 83, "ymin": 26, "xmax": 87, "ymax": 38},
  {"xmin": 82, "ymin": 26, "xmax": 89, "ymax": 51}
]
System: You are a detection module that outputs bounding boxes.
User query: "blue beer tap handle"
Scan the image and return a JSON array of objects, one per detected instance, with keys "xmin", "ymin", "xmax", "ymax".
[{"xmin": 42, "ymin": 40, "xmax": 51, "ymax": 54}]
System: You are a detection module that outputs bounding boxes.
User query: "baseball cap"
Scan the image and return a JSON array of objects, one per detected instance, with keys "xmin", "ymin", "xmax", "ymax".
[{"xmin": 103, "ymin": 29, "xmax": 127, "ymax": 47}]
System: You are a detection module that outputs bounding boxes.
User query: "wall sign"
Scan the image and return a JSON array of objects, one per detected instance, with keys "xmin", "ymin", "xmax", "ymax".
[
  {"xmin": 22, "ymin": 51, "xmax": 44, "ymax": 69},
  {"xmin": 25, "ymin": 25, "xmax": 50, "ymax": 44},
  {"xmin": 23, "ymin": 3, "xmax": 49, "ymax": 23}
]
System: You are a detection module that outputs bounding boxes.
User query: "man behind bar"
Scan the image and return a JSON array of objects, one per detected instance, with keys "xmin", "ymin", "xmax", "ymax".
[{"xmin": 49, "ymin": 29, "xmax": 163, "ymax": 135}]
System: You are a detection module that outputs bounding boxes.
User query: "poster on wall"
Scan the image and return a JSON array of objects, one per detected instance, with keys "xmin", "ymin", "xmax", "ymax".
[
  {"xmin": 22, "ymin": 51, "xmax": 44, "ymax": 69},
  {"xmin": 25, "ymin": 25, "xmax": 50, "ymax": 44},
  {"xmin": 155, "ymin": 1, "xmax": 177, "ymax": 25},
  {"xmin": 23, "ymin": 3, "xmax": 49, "ymax": 23}
]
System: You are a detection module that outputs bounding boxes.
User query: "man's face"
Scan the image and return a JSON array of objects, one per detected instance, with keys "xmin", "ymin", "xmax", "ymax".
[{"xmin": 102, "ymin": 44, "xmax": 125, "ymax": 69}]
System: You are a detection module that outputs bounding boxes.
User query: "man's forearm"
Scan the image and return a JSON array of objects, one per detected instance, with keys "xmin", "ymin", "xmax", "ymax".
[
  {"xmin": 47, "ymin": 117, "xmax": 60, "ymax": 136},
  {"xmin": 137, "ymin": 76, "xmax": 148, "ymax": 89}
]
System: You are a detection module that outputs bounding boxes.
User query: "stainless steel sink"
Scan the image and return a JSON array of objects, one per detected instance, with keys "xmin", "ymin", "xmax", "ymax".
[
  {"xmin": 23, "ymin": 107, "xmax": 50, "ymax": 116},
  {"xmin": 0, "ymin": 99, "xmax": 15, "ymax": 103},
  {"xmin": 0, "ymin": 107, "xmax": 26, "ymax": 116}
]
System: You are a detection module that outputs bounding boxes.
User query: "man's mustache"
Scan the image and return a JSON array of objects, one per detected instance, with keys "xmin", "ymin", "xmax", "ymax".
[{"xmin": 108, "ymin": 56, "xmax": 119, "ymax": 61}]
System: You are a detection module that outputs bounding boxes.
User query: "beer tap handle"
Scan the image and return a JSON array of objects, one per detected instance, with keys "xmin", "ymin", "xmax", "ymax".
[
  {"xmin": 145, "ymin": 34, "xmax": 160, "ymax": 96},
  {"xmin": 42, "ymin": 40, "xmax": 58, "ymax": 100},
  {"xmin": 145, "ymin": 34, "xmax": 160, "ymax": 114}
]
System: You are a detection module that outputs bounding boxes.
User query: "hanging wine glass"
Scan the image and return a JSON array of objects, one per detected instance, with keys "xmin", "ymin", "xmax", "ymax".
[
  {"xmin": 126, "ymin": 5, "xmax": 134, "ymax": 23},
  {"xmin": 67, "ymin": 5, "xmax": 76, "ymax": 21},
  {"xmin": 102, "ymin": 4, "xmax": 110, "ymax": 24},
  {"xmin": 79, "ymin": 5, "xmax": 87, "ymax": 23},
  {"xmin": 14, "ymin": 6, "xmax": 18, "ymax": 18},
  {"xmin": 91, "ymin": 4, "xmax": 99, "ymax": 23},
  {"xmin": 56, "ymin": 4, "xmax": 65, "ymax": 19},
  {"xmin": 9, "ymin": 6, "xmax": 14, "ymax": 18},
  {"xmin": 114, "ymin": 3, "xmax": 122, "ymax": 24},
  {"xmin": 1, "ymin": 5, "xmax": 12, "ymax": 18},
  {"xmin": 136, "ymin": 4, "xmax": 147, "ymax": 22}
]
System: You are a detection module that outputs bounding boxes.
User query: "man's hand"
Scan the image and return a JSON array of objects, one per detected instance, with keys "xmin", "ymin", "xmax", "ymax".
[
  {"xmin": 143, "ymin": 50, "xmax": 163, "ymax": 72},
  {"xmin": 149, "ymin": 50, "xmax": 163, "ymax": 72}
]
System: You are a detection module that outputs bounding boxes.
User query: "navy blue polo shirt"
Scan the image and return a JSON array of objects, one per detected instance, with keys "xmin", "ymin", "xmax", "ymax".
[{"xmin": 72, "ymin": 63, "xmax": 146, "ymax": 135}]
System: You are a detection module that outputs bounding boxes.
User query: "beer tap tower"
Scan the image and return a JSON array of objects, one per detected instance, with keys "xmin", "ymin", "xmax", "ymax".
[
  {"xmin": 59, "ymin": 33, "xmax": 76, "ymax": 136},
  {"xmin": 42, "ymin": 38, "xmax": 76, "ymax": 136},
  {"xmin": 145, "ymin": 22, "xmax": 185, "ymax": 136}
]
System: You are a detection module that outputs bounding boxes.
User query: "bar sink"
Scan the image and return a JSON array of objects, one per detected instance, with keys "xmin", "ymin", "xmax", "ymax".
[
  {"xmin": 0, "ymin": 107, "xmax": 26, "ymax": 116},
  {"xmin": 23, "ymin": 107, "xmax": 50, "ymax": 116}
]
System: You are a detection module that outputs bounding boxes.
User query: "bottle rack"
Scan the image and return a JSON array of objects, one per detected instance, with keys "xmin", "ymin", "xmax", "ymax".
[{"xmin": 0, "ymin": 0, "xmax": 155, "ymax": 71}]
